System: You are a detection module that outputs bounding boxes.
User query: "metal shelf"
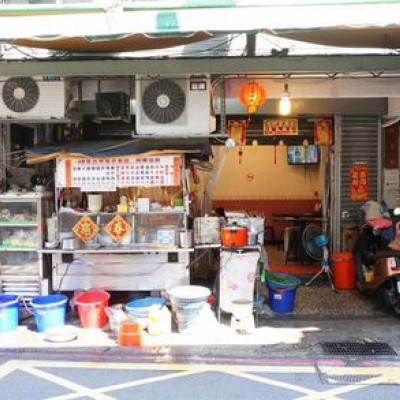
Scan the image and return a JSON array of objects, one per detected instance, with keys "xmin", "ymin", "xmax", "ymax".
[
  {"xmin": 39, "ymin": 247, "xmax": 194, "ymax": 254},
  {"xmin": 0, "ymin": 223, "xmax": 38, "ymax": 227},
  {"xmin": 0, "ymin": 247, "xmax": 37, "ymax": 251}
]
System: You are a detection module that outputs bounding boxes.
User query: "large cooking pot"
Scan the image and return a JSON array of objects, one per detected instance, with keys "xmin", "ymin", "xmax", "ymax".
[{"xmin": 221, "ymin": 225, "xmax": 248, "ymax": 247}]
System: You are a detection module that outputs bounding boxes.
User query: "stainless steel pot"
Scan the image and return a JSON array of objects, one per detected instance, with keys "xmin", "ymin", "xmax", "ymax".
[
  {"xmin": 62, "ymin": 238, "xmax": 79, "ymax": 250},
  {"xmin": 179, "ymin": 230, "xmax": 193, "ymax": 248}
]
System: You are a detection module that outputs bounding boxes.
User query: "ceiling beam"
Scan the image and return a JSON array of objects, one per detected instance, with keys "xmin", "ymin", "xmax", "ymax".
[{"xmin": 0, "ymin": 55, "xmax": 400, "ymax": 77}]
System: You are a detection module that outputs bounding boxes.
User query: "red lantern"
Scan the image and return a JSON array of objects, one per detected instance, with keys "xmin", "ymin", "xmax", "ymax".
[{"xmin": 239, "ymin": 82, "xmax": 266, "ymax": 114}]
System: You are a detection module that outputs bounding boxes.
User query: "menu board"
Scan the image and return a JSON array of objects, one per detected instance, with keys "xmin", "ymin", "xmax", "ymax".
[{"xmin": 56, "ymin": 155, "xmax": 181, "ymax": 191}]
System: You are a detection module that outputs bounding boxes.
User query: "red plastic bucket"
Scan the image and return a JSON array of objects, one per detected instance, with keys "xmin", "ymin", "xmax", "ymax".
[
  {"xmin": 331, "ymin": 252, "xmax": 356, "ymax": 290},
  {"xmin": 74, "ymin": 290, "xmax": 110, "ymax": 328}
]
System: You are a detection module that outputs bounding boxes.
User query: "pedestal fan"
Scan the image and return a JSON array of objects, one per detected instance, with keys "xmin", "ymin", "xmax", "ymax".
[{"xmin": 302, "ymin": 223, "xmax": 336, "ymax": 290}]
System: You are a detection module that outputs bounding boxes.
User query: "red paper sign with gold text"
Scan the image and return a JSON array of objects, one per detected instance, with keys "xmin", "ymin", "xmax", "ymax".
[
  {"xmin": 228, "ymin": 120, "xmax": 247, "ymax": 146},
  {"xmin": 104, "ymin": 215, "xmax": 131, "ymax": 242},
  {"xmin": 350, "ymin": 163, "xmax": 369, "ymax": 202},
  {"xmin": 314, "ymin": 119, "xmax": 333, "ymax": 145},
  {"xmin": 73, "ymin": 216, "xmax": 99, "ymax": 243}
]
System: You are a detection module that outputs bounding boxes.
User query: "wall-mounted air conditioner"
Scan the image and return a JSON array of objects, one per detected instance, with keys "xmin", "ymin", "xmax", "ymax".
[
  {"xmin": 0, "ymin": 76, "xmax": 65, "ymax": 119},
  {"xmin": 135, "ymin": 76, "xmax": 216, "ymax": 135}
]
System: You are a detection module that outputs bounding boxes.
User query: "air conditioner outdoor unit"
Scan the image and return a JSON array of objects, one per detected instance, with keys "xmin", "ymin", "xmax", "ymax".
[
  {"xmin": 0, "ymin": 76, "xmax": 65, "ymax": 119},
  {"xmin": 135, "ymin": 76, "xmax": 216, "ymax": 135},
  {"xmin": 95, "ymin": 91, "xmax": 131, "ymax": 123}
]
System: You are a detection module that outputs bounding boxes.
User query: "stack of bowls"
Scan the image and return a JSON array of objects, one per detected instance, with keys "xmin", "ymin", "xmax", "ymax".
[
  {"xmin": 125, "ymin": 297, "xmax": 165, "ymax": 327},
  {"xmin": 168, "ymin": 285, "xmax": 211, "ymax": 333}
]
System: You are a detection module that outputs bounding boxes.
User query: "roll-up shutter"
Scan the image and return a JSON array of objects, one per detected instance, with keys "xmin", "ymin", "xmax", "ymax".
[{"xmin": 332, "ymin": 115, "xmax": 382, "ymax": 251}]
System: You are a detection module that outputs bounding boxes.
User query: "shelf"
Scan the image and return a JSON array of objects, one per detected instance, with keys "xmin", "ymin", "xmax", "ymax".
[
  {"xmin": 38, "ymin": 247, "xmax": 194, "ymax": 254},
  {"xmin": 0, "ymin": 222, "xmax": 38, "ymax": 227},
  {"xmin": 59, "ymin": 210, "xmax": 185, "ymax": 216},
  {"xmin": 0, "ymin": 246, "xmax": 37, "ymax": 251}
]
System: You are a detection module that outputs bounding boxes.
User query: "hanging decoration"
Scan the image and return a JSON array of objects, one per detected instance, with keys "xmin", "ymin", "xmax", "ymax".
[
  {"xmin": 350, "ymin": 162, "xmax": 369, "ymax": 202},
  {"xmin": 246, "ymin": 172, "xmax": 254, "ymax": 182},
  {"xmin": 228, "ymin": 120, "xmax": 247, "ymax": 146},
  {"xmin": 73, "ymin": 215, "xmax": 99, "ymax": 243},
  {"xmin": 104, "ymin": 215, "xmax": 132, "ymax": 242},
  {"xmin": 239, "ymin": 82, "xmax": 266, "ymax": 114},
  {"xmin": 263, "ymin": 119, "xmax": 298, "ymax": 135},
  {"xmin": 314, "ymin": 119, "xmax": 333, "ymax": 145}
]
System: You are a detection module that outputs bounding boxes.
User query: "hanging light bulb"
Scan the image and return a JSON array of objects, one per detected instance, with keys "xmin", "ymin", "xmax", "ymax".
[{"xmin": 279, "ymin": 83, "xmax": 291, "ymax": 116}]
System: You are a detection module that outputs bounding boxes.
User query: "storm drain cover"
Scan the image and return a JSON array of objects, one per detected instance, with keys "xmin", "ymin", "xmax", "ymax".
[
  {"xmin": 318, "ymin": 372, "xmax": 380, "ymax": 385},
  {"xmin": 320, "ymin": 342, "xmax": 397, "ymax": 356}
]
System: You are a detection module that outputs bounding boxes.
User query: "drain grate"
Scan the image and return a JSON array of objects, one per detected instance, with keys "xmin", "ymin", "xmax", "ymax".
[
  {"xmin": 320, "ymin": 341, "xmax": 397, "ymax": 356},
  {"xmin": 319, "ymin": 372, "xmax": 379, "ymax": 385}
]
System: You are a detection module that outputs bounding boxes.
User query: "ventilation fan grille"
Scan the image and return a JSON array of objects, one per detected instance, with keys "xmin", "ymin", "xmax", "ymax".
[
  {"xmin": 2, "ymin": 77, "xmax": 39, "ymax": 113},
  {"xmin": 142, "ymin": 79, "xmax": 186, "ymax": 124},
  {"xmin": 95, "ymin": 92, "xmax": 130, "ymax": 121}
]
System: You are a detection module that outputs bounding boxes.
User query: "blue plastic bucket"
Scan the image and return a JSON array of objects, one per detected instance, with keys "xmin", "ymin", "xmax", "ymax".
[
  {"xmin": 266, "ymin": 273, "xmax": 301, "ymax": 314},
  {"xmin": 0, "ymin": 295, "xmax": 19, "ymax": 333},
  {"xmin": 31, "ymin": 295, "xmax": 68, "ymax": 332}
]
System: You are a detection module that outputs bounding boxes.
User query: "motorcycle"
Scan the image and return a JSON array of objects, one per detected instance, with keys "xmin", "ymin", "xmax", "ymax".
[{"xmin": 353, "ymin": 207, "xmax": 400, "ymax": 315}]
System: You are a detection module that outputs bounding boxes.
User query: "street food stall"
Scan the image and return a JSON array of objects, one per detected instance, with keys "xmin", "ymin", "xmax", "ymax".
[{"xmin": 25, "ymin": 138, "xmax": 211, "ymax": 293}]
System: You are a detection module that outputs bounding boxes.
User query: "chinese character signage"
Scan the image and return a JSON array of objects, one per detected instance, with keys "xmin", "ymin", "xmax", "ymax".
[
  {"xmin": 56, "ymin": 155, "xmax": 181, "ymax": 191},
  {"xmin": 263, "ymin": 119, "xmax": 298, "ymax": 135},
  {"xmin": 314, "ymin": 119, "xmax": 333, "ymax": 145},
  {"xmin": 73, "ymin": 216, "xmax": 99, "ymax": 243},
  {"xmin": 104, "ymin": 215, "xmax": 131, "ymax": 242},
  {"xmin": 350, "ymin": 163, "xmax": 369, "ymax": 202},
  {"xmin": 228, "ymin": 120, "xmax": 247, "ymax": 146}
]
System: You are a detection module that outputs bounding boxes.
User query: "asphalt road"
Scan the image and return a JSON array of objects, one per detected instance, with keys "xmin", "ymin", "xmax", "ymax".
[{"xmin": 1, "ymin": 350, "xmax": 400, "ymax": 400}]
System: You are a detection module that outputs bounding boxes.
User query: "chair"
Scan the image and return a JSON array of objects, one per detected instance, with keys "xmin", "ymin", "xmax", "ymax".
[
  {"xmin": 264, "ymin": 223, "xmax": 276, "ymax": 244},
  {"xmin": 283, "ymin": 226, "xmax": 301, "ymax": 264}
]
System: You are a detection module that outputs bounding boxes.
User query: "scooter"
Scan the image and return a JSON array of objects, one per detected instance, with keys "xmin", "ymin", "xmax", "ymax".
[{"xmin": 353, "ymin": 208, "xmax": 400, "ymax": 315}]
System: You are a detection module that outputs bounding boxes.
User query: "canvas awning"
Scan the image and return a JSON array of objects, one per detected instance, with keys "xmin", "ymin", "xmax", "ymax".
[
  {"xmin": 25, "ymin": 138, "xmax": 212, "ymax": 164},
  {"xmin": 1, "ymin": 1, "xmax": 400, "ymax": 53}
]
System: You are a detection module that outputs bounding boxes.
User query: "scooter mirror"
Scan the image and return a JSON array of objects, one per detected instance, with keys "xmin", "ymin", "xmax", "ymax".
[{"xmin": 394, "ymin": 207, "xmax": 400, "ymax": 216}]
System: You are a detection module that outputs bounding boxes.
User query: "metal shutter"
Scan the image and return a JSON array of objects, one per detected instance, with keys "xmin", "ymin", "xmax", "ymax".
[{"xmin": 332, "ymin": 115, "xmax": 382, "ymax": 251}]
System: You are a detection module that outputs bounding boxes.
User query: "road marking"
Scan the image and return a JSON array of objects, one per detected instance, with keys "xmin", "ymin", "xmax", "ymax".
[
  {"xmin": 0, "ymin": 360, "xmax": 18, "ymax": 380},
  {"xmin": 1, "ymin": 358, "xmax": 399, "ymax": 400},
  {"xmin": 21, "ymin": 366, "xmax": 115, "ymax": 400}
]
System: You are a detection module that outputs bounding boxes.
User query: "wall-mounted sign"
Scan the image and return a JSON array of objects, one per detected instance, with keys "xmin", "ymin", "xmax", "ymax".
[
  {"xmin": 350, "ymin": 162, "xmax": 369, "ymax": 202},
  {"xmin": 228, "ymin": 120, "xmax": 247, "ymax": 146},
  {"xmin": 104, "ymin": 215, "xmax": 131, "ymax": 242},
  {"xmin": 73, "ymin": 216, "xmax": 99, "ymax": 243},
  {"xmin": 314, "ymin": 119, "xmax": 333, "ymax": 145},
  {"xmin": 56, "ymin": 155, "xmax": 181, "ymax": 191},
  {"xmin": 263, "ymin": 119, "xmax": 298, "ymax": 135}
]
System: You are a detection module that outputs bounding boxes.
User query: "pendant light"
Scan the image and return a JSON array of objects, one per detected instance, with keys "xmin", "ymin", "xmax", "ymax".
[{"xmin": 279, "ymin": 83, "xmax": 291, "ymax": 116}]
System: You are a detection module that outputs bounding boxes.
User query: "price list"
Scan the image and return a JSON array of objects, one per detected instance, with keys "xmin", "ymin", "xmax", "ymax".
[{"xmin": 57, "ymin": 155, "xmax": 181, "ymax": 191}]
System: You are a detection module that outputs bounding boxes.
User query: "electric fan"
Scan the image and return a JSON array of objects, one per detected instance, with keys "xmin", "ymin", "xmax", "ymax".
[{"xmin": 302, "ymin": 223, "xmax": 335, "ymax": 290}]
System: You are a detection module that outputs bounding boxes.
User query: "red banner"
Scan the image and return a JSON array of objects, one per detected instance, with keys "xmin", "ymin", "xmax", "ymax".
[
  {"xmin": 314, "ymin": 119, "xmax": 333, "ymax": 145},
  {"xmin": 228, "ymin": 120, "xmax": 247, "ymax": 145},
  {"xmin": 350, "ymin": 163, "xmax": 369, "ymax": 202}
]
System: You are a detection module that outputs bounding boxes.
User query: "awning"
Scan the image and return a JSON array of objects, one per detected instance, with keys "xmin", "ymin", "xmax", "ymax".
[
  {"xmin": 1, "ymin": 1, "xmax": 400, "ymax": 52},
  {"xmin": 25, "ymin": 138, "xmax": 212, "ymax": 163}
]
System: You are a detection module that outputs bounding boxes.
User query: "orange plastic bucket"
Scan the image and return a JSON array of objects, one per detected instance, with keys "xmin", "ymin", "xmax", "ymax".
[
  {"xmin": 331, "ymin": 252, "xmax": 356, "ymax": 290},
  {"xmin": 74, "ymin": 290, "xmax": 110, "ymax": 328}
]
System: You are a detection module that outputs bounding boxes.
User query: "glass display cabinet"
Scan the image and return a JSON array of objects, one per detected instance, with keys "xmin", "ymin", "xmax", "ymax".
[{"xmin": 0, "ymin": 192, "xmax": 53, "ymax": 298}]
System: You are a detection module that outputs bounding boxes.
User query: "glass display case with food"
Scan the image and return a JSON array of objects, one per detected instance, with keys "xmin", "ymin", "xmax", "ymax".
[{"xmin": 0, "ymin": 192, "xmax": 53, "ymax": 297}]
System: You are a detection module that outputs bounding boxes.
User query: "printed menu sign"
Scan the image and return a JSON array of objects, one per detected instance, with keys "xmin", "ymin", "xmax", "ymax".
[{"xmin": 56, "ymin": 155, "xmax": 181, "ymax": 191}]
